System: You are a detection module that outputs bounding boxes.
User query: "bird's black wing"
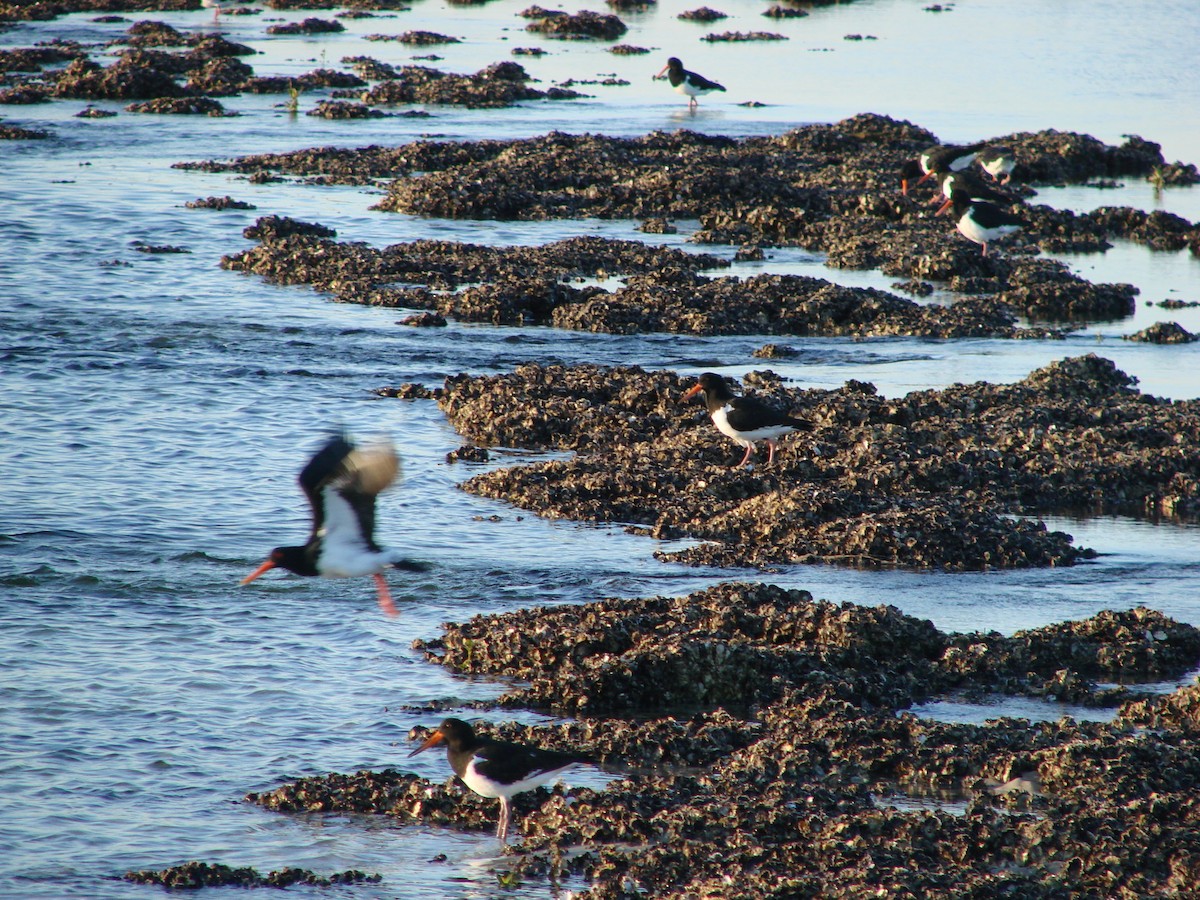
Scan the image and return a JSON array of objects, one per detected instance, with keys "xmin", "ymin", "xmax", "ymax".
[
  {"xmin": 725, "ymin": 397, "xmax": 811, "ymax": 432},
  {"xmin": 298, "ymin": 433, "xmax": 356, "ymax": 540},
  {"xmin": 971, "ymin": 200, "xmax": 1023, "ymax": 229},
  {"xmin": 475, "ymin": 739, "xmax": 588, "ymax": 784},
  {"xmin": 689, "ymin": 71, "xmax": 725, "ymax": 92}
]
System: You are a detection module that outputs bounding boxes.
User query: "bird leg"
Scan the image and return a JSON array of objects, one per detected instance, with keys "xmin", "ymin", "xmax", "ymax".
[
  {"xmin": 734, "ymin": 443, "xmax": 754, "ymax": 468},
  {"xmin": 373, "ymin": 573, "xmax": 398, "ymax": 618},
  {"xmin": 497, "ymin": 797, "xmax": 510, "ymax": 842},
  {"xmin": 981, "ymin": 243, "xmax": 990, "ymax": 257},
  {"xmin": 766, "ymin": 439, "xmax": 779, "ymax": 465},
  {"xmin": 689, "ymin": 97, "xmax": 698, "ymax": 109}
]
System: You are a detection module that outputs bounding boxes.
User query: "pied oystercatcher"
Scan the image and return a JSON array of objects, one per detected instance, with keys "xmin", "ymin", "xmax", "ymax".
[
  {"xmin": 900, "ymin": 142, "xmax": 986, "ymax": 194},
  {"xmin": 241, "ymin": 433, "xmax": 427, "ymax": 617},
  {"xmin": 947, "ymin": 188, "xmax": 1023, "ymax": 256},
  {"xmin": 683, "ymin": 372, "xmax": 811, "ymax": 468},
  {"xmin": 656, "ymin": 57, "xmax": 725, "ymax": 108},
  {"xmin": 933, "ymin": 169, "xmax": 1011, "ymax": 212},
  {"xmin": 977, "ymin": 146, "xmax": 1016, "ymax": 184},
  {"xmin": 409, "ymin": 718, "xmax": 589, "ymax": 842}
]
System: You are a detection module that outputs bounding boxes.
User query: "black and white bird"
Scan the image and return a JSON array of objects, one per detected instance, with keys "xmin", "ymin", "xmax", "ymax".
[
  {"xmin": 241, "ymin": 433, "xmax": 427, "ymax": 617},
  {"xmin": 409, "ymin": 718, "xmax": 589, "ymax": 842},
  {"xmin": 933, "ymin": 169, "xmax": 1011, "ymax": 213},
  {"xmin": 947, "ymin": 188, "xmax": 1023, "ymax": 256},
  {"xmin": 655, "ymin": 57, "xmax": 725, "ymax": 108},
  {"xmin": 977, "ymin": 145, "xmax": 1017, "ymax": 184},
  {"xmin": 683, "ymin": 372, "xmax": 811, "ymax": 468},
  {"xmin": 899, "ymin": 142, "xmax": 986, "ymax": 195}
]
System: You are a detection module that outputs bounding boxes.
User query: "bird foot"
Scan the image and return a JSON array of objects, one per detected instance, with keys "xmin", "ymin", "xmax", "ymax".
[{"xmin": 373, "ymin": 573, "xmax": 398, "ymax": 618}]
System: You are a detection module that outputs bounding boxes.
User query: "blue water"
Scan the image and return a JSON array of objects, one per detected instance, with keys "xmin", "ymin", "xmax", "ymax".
[{"xmin": 3, "ymin": 0, "xmax": 1200, "ymax": 896}]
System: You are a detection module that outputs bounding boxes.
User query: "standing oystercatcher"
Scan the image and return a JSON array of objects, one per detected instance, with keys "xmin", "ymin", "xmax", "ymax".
[
  {"xmin": 977, "ymin": 146, "xmax": 1017, "ymax": 184},
  {"xmin": 933, "ymin": 169, "xmax": 1011, "ymax": 213},
  {"xmin": 900, "ymin": 142, "xmax": 986, "ymax": 194},
  {"xmin": 947, "ymin": 188, "xmax": 1023, "ymax": 256},
  {"xmin": 202, "ymin": 0, "xmax": 221, "ymax": 21},
  {"xmin": 655, "ymin": 57, "xmax": 725, "ymax": 108},
  {"xmin": 683, "ymin": 372, "xmax": 811, "ymax": 468},
  {"xmin": 241, "ymin": 433, "xmax": 426, "ymax": 617},
  {"xmin": 409, "ymin": 718, "xmax": 589, "ymax": 842}
]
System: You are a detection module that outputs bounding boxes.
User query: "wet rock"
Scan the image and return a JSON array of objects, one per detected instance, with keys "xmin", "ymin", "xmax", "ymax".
[
  {"xmin": 242, "ymin": 215, "xmax": 336, "ymax": 241},
  {"xmin": 125, "ymin": 95, "xmax": 227, "ymax": 114},
  {"xmin": 0, "ymin": 120, "xmax": 50, "ymax": 138},
  {"xmin": 185, "ymin": 195, "xmax": 255, "ymax": 210},
  {"xmin": 752, "ymin": 343, "xmax": 799, "ymax": 359},
  {"xmin": 0, "ymin": 85, "xmax": 50, "ymax": 103},
  {"xmin": 638, "ymin": 217, "xmax": 675, "ymax": 234},
  {"xmin": 121, "ymin": 18, "xmax": 185, "ymax": 46},
  {"xmin": 446, "ymin": 444, "xmax": 488, "ymax": 463},
  {"xmin": 0, "ymin": 44, "xmax": 81, "ymax": 72},
  {"xmin": 372, "ymin": 382, "xmax": 439, "ymax": 400},
  {"xmin": 361, "ymin": 61, "xmax": 579, "ymax": 109},
  {"xmin": 608, "ymin": 43, "xmax": 649, "ymax": 54},
  {"xmin": 702, "ymin": 30, "xmax": 788, "ymax": 41},
  {"xmin": 400, "ymin": 311, "xmax": 447, "ymax": 327},
  {"xmin": 265, "ymin": 17, "xmax": 343, "ymax": 34},
  {"xmin": 524, "ymin": 9, "xmax": 627, "ymax": 40},
  {"xmin": 306, "ymin": 99, "xmax": 385, "ymax": 118},
  {"xmin": 53, "ymin": 55, "xmax": 186, "ymax": 100},
  {"xmin": 678, "ymin": 6, "xmax": 726, "ymax": 21},
  {"xmin": 74, "ymin": 105, "xmax": 116, "ymax": 117},
  {"xmin": 1125, "ymin": 322, "xmax": 1197, "ymax": 344},
  {"xmin": 185, "ymin": 56, "xmax": 252, "ymax": 95},
  {"xmin": 341, "ymin": 54, "xmax": 397, "ymax": 80},
  {"xmin": 763, "ymin": 3, "xmax": 808, "ymax": 16},
  {"xmin": 124, "ymin": 861, "xmax": 381, "ymax": 889},
  {"xmin": 364, "ymin": 29, "xmax": 460, "ymax": 45}
]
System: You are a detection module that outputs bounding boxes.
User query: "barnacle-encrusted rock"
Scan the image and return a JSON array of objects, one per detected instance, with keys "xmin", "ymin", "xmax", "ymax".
[
  {"xmin": 124, "ymin": 862, "xmax": 380, "ymax": 889},
  {"xmin": 1125, "ymin": 321, "xmax": 1198, "ymax": 344},
  {"xmin": 418, "ymin": 355, "xmax": 1200, "ymax": 570},
  {"xmin": 525, "ymin": 9, "xmax": 626, "ymax": 40}
]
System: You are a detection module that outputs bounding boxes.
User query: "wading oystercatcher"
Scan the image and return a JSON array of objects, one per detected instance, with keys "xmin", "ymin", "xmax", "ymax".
[
  {"xmin": 409, "ymin": 718, "xmax": 589, "ymax": 842},
  {"xmin": 900, "ymin": 142, "xmax": 986, "ymax": 194},
  {"xmin": 241, "ymin": 433, "xmax": 426, "ymax": 617},
  {"xmin": 947, "ymin": 188, "xmax": 1023, "ymax": 256},
  {"xmin": 655, "ymin": 57, "xmax": 725, "ymax": 108},
  {"xmin": 202, "ymin": 0, "xmax": 221, "ymax": 21},
  {"xmin": 683, "ymin": 372, "xmax": 811, "ymax": 468},
  {"xmin": 977, "ymin": 145, "xmax": 1017, "ymax": 184}
]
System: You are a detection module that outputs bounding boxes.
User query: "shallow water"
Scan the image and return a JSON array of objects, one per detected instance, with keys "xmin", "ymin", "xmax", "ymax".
[{"xmin": 3, "ymin": 0, "xmax": 1200, "ymax": 896}]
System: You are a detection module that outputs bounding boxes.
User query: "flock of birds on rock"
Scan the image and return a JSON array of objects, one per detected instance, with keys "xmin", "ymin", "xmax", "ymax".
[{"xmin": 657, "ymin": 59, "xmax": 1026, "ymax": 256}]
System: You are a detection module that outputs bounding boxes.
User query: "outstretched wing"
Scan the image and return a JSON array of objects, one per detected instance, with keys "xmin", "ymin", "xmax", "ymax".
[{"xmin": 298, "ymin": 434, "xmax": 399, "ymax": 548}]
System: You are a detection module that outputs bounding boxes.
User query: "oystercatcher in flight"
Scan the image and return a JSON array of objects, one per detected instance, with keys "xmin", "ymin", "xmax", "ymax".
[
  {"xmin": 240, "ymin": 433, "xmax": 427, "ymax": 617},
  {"xmin": 683, "ymin": 372, "xmax": 811, "ymax": 468},
  {"xmin": 947, "ymin": 188, "xmax": 1023, "ymax": 256},
  {"xmin": 899, "ymin": 142, "xmax": 986, "ymax": 195},
  {"xmin": 656, "ymin": 57, "xmax": 725, "ymax": 108},
  {"xmin": 409, "ymin": 718, "xmax": 590, "ymax": 842},
  {"xmin": 977, "ymin": 146, "xmax": 1017, "ymax": 184}
]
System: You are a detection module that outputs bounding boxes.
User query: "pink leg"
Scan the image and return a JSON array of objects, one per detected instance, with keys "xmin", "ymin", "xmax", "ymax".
[
  {"xmin": 373, "ymin": 573, "xmax": 398, "ymax": 618},
  {"xmin": 766, "ymin": 439, "xmax": 778, "ymax": 465},
  {"xmin": 981, "ymin": 243, "xmax": 989, "ymax": 257},
  {"xmin": 497, "ymin": 797, "xmax": 510, "ymax": 842},
  {"xmin": 734, "ymin": 443, "xmax": 754, "ymax": 468}
]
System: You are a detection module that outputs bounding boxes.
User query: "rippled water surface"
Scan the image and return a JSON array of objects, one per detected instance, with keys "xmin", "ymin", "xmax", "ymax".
[{"xmin": 3, "ymin": 0, "xmax": 1200, "ymax": 895}]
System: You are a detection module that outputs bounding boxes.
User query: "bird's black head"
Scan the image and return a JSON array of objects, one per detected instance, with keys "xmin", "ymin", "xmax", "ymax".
[
  {"xmin": 899, "ymin": 159, "xmax": 923, "ymax": 193},
  {"xmin": 666, "ymin": 56, "xmax": 683, "ymax": 70},
  {"xmin": 682, "ymin": 372, "xmax": 735, "ymax": 407},
  {"xmin": 241, "ymin": 545, "xmax": 316, "ymax": 585},
  {"xmin": 948, "ymin": 188, "xmax": 973, "ymax": 215},
  {"xmin": 408, "ymin": 717, "xmax": 478, "ymax": 757}
]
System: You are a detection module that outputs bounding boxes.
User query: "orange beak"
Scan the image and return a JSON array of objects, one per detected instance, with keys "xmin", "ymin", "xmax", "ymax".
[
  {"xmin": 934, "ymin": 196, "xmax": 953, "ymax": 216},
  {"xmin": 900, "ymin": 179, "xmax": 909, "ymax": 196},
  {"xmin": 408, "ymin": 729, "xmax": 446, "ymax": 757},
  {"xmin": 682, "ymin": 383, "xmax": 703, "ymax": 401},
  {"xmin": 655, "ymin": 63, "xmax": 669, "ymax": 78},
  {"xmin": 240, "ymin": 558, "xmax": 276, "ymax": 585}
]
